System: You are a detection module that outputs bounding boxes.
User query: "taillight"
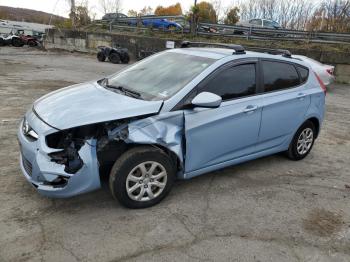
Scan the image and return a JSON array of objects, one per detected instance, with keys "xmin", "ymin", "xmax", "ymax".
[
  {"xmin": 314, "ymin": 72, "xmax": 326, "ymax": 95},
  {"xmin": 326, "ymin": 68, "xmax": 334, "ymax": 76}
]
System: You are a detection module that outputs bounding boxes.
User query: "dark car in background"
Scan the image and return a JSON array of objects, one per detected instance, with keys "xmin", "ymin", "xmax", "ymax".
[{"xmin": 102, "ymin": 13, "xmax": 128, "ymax": 21}]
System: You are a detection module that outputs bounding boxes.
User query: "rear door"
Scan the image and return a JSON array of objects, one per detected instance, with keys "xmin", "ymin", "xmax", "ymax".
[
  {"xmin": 183, "ymin": 60, "xmax": 264, "ymax": 173},
  {"xmin": 256, "ymin": 59, "xmax": 311, "ymax": 152}
]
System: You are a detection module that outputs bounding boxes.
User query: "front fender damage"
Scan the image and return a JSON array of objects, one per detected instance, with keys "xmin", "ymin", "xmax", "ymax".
[
  {"xmin": 126, "ymin": 111, "xmax": 185, "ymax": 169},
  {"xmin": 46, "ymin": 111, "xmax": 185, "ymax": 196},
  {"xmin": 105, "ymin": 111, "xmax": 185, "ymax": 170}
]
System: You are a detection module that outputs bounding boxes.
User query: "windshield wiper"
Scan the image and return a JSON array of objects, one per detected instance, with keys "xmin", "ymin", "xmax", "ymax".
[
  {"xmin": 99, "ymin": 78, "xmax": 143, "ymax": 99},
  {"xmin": 106, "ymin": 84, "xmax": 143, "ymax": 99}
]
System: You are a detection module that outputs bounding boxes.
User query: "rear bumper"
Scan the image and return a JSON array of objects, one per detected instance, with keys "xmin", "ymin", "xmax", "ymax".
[{"xmin": 17, "ymin": 111, "xmax": 101, "ymax": 198}]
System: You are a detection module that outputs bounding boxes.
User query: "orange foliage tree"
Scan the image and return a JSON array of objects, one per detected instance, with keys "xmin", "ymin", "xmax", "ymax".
[
  {"xmin": 196, "ymin": 1, "xmax": 217, "ymax": 23},
  {"xmin": 154, "ymin": 3, "xmax": 183, "ymax": 16}
]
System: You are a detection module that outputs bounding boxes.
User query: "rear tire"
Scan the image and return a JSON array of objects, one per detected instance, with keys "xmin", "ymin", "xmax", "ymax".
[
  {"xmin": 109, "ymin": 52, "xmax": 121, "ymax": 64},
  {"xmin": 28, "ymin": 40, "xmax": 37, "ymax": 47},
  {"xmin": 97, "ymin": 51, "xmax": 106, "ymax": 62},
  {"xmin": 109, "ymin": 146, "xmax": 175, "ymax": 209},
  {"xmin": 286, "ymin": 121, "xmax": 316, "ymax": 161},
  {"xmin": 120, "ymin": 53, "xmax": 130, "ymax": 64}
]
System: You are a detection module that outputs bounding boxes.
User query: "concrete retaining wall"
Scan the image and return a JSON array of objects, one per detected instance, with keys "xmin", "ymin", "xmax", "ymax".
[{"xmin": 44, "ymin": 29, "xmax": 350, "ymax": 84}]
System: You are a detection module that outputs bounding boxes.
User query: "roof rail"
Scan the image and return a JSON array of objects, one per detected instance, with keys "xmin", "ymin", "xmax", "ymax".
[
  {"xmin": 180, "ymin": 41, "xmax": 246, "ymax": 55},
  {"xmin": 247, "ymin": 47, "xmax": 292, "ymax": 58}
]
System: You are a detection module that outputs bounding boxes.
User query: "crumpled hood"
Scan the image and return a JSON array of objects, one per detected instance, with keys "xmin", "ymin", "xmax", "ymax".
[{"xmin": 33, "ymin": 82, "xmax": 163, "ymax": 130}]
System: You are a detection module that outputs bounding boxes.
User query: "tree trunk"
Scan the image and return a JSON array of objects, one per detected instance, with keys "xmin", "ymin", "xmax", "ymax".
[{"xmin": 71, "ymin": 0, "xmax": 76, "ymax": 29}]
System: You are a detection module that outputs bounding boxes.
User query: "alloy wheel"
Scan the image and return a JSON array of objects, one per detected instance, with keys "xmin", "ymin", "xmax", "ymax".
[
  {"xmin": 126, "ymin": 161, "xmax": 167, "ymax": 202},
  {"xmin": 297, "ymin": 127, "xmax": 314, "ymax": 155}
]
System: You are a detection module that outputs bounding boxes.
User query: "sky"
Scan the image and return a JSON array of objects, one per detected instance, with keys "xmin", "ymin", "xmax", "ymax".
[{"xmin": 0, "ymin": 0, "xmax": 235, "ymax": 19}]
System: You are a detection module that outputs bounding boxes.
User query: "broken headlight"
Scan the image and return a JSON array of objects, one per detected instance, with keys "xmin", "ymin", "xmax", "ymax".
[
  {"xmin": 47, "ymin": 131, "xmax": 84, "ymax": 174},
  {"xmin": 22, "ymin": 118, "xmax": 39, "ymax": 140}
]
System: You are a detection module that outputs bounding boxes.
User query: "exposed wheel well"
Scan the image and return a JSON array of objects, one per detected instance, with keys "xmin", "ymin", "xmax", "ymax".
[
  {"xmin": 98, "ymin": 142, "xmax": 182, "ymax": 180},
  {"xmin": 307, "ymin": 117, "xmax": 320, "ymax": 138}
]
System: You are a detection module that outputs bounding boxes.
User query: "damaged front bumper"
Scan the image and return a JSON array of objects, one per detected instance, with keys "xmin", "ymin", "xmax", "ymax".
[{"xmin": 17, "ymin": 110, "xmax": 101, "ymax": 198}]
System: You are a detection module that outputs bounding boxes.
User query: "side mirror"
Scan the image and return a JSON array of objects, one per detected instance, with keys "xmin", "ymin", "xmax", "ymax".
[{"xmin": 191, "ymin": 92, "xmax": 222, "ymax": 108}]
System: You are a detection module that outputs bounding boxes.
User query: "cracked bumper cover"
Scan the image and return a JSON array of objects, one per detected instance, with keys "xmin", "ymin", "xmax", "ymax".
[{"xmin": 17, "ymin": 110, "xmax": 101, "ymax": 198}]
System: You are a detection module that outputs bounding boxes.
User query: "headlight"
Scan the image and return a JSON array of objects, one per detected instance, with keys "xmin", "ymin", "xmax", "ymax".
[{"xmin": 22, "ymin": 118, "xmax": 39, "ymax": 140}]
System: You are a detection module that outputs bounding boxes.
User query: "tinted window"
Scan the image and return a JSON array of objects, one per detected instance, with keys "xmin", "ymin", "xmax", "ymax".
[
  {"xmin": 250, "ymin": 19, "xmax": 262, "ymax": 25},
  {"xmin": 201, "ymin": 64, "xmax": 256, "ymax": 100},
  {"xmin": 297, "ymin": 66, "xmax": 309, "ymax": 83},
  {"xmin": 262, "ymin": 61, "xmax": 300, "ymax": 92}
]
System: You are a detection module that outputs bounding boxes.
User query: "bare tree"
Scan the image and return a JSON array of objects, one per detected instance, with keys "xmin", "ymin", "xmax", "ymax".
[
  {"xmin": 99, "ymin": 0, "xmax": 122, "ymax": 14},
  {"xmin": 235, "ymin": 0, "xmax": 315, "ymax": 30},
  {"xmin": 320, "ymin": 0, "xmax": 350, "ymax": 32},
  {"xmin": 211, "ymin": 0, "xmax": 223, "ymax": 22}
]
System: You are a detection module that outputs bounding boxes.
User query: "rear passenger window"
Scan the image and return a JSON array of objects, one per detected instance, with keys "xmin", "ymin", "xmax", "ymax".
[
  {"xmin": 262, "ymin": 61, "xmax": 300, "ymax": 92},
  {"xmin": 200, "ymin": 64, "xmax": 256, "ymax": 101},
  {"xmin": 297, "ymin": 66, "xmax": 309, "ymax": 83}
]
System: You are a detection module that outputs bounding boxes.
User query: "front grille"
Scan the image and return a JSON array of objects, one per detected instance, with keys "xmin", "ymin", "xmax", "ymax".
[{"xmin": 22, "ymin": 156, "xmax": 33, "ymax": 177}]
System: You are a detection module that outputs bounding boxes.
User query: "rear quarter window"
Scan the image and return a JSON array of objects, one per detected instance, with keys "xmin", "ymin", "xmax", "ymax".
[
  {"xmin": 297, "ymin": 66, "xmax": 309, "ymax": 84},
  {"xmin": 262, "ymin": 60, "xmax": 300, "ymax": 92}
]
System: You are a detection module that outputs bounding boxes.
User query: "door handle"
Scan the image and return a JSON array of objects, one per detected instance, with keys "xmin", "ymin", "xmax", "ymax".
[
  {"xmin": 243, "ymin": 105, "xmax": 258, "ymax": 113},
  {"xmin": 297, "ymin": 93, "xmax": 307, "ymax": 100}
]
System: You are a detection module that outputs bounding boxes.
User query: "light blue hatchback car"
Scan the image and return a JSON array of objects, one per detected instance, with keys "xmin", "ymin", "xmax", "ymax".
[{"xmin": 18, "ymin": 42, "xmax": 326, "ymax": 208}]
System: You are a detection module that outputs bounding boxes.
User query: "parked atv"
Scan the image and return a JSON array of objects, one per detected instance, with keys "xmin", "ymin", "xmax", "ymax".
[
  {"xmin": 19, "ymin": 35, "xmax": 39, "ymax": 47},
  {"xmin": 0, "ymin": 34, "xmax": 24, "ymax": 47},
  {"xmin": 97, "ymin": 46, "xmax": 130, "ymax": 64}
]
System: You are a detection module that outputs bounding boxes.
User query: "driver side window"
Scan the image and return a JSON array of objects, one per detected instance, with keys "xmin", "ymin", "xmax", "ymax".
[{"xmin": 199, "ymin": 63, "xmax": 257, "ymax": 101}]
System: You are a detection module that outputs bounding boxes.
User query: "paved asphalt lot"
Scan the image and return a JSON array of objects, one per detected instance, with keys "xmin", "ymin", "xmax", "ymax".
[{"xmin": 0, "ymin": 46, "xmax": 350, "ymax": 262}]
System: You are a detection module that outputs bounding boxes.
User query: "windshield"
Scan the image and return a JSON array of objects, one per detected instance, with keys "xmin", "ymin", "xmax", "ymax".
[{"xmin": 104, "ymin": 51, "xmax": 215, "ymax": 100}]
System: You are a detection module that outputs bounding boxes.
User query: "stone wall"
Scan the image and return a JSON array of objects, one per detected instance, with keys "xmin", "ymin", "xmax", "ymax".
[{"xmin": 44, "ymin": 29, "xmax": 350, "ymax": 84}]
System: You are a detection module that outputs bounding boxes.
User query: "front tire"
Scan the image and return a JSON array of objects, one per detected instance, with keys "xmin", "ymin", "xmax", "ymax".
[
  {"xmin": 97, "ymin": 51, "xmax": 106, "ymax": 62},
  {"xmin": 109, "ymin": 146, "xmax": 175, "ymax": 208},
  {"xmin": 287, "ymin": 121, "xmax": 316, "ymax": 160},
  {"xmin": 12, "ymin": 37, "xmax": 24, "ymax": 47}
]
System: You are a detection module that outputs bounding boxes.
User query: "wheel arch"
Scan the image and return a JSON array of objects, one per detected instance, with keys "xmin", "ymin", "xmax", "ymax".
[
  {"xmin": 306, "ymin": 117, "xmax": 320, "ymax": 138},
  {"xmin": 126, "ymin": 143, "xmax": 181, "ymax": 173}
]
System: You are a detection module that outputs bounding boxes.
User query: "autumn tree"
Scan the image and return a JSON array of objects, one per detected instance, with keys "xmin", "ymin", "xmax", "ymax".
[
  {"xmin": 224, "ymin": 7, "xmax": 239, "ymax": 25},
  {"xmin": 154, "ymin": 3, "xmax": 182, "ymax": 16},
  {"xmin": 196, "ymin": 1, "xmax": 217, "ymax": 23}
]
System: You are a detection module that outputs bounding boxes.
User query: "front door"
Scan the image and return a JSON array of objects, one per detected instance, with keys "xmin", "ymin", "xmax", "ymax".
[{"xmin": 183, "ymin": 61, "xmax": 263, "ymax": 173}]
